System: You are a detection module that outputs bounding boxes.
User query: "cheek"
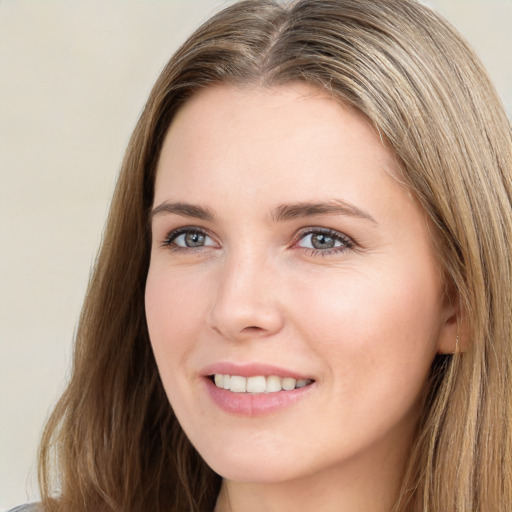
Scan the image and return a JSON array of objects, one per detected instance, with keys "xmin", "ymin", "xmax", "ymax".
[
  {"xmin": 145, "ymin": 266, "xmax": 209, "ymax": 372},
  {"xmin": 145, "ymin": 265, "xmax": 216, "ymax": 429},
  {"xmin": 291, "ymin": 262, "xmax": 442, "ymax": 400}
]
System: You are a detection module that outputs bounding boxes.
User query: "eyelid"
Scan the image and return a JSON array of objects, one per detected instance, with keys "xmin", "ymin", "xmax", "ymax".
[
  {"xmin": 159, "ymin": 224, "xmax": 356, "ymax": 255},
  {"xmin": 161, "ymin": 225, "xmax": 218, "ymax": 249},
  {"xmin": 292, "ymin": 226, "xmax": 355, "ymax": 254}
]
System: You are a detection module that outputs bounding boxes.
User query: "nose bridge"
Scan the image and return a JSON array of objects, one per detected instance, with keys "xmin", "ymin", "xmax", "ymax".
[{"xmin": 208, "ymin": 243, "xmax": 284, "ymax": 339}]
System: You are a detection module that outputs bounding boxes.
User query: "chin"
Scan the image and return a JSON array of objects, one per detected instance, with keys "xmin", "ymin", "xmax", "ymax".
[
  {"xmin": 207, "ymin": 457, "xmax": 301, "ymax": 484},
  {"xmin": 194, "ymin": 435, "xmax": 320, "ymax": 484}
]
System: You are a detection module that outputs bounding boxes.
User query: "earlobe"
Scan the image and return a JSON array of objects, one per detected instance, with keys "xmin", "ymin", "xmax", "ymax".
[{"xmin": 436, "ymin": 300, "xmax": 469, "ymax": 354}]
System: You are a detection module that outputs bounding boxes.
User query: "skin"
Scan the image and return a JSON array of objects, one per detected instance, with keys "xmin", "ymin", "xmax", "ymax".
[{"xmin": 145, "ymin": 83, "xmax": 459, "ymax": 512}]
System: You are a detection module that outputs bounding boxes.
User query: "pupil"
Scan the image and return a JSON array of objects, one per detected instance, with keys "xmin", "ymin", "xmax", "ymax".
[
  {"xmin": 312, "ymin": 233, "xmax": 334, "ymax": 249},
  {"xmin": 185, "ymin": 232, "xmax": 205, "ymax": 247}
]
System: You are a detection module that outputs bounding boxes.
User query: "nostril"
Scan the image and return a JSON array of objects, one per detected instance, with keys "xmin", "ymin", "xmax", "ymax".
[{"xmin": 240, "ymin": 326, "xmax": 264, "ymax": 333}]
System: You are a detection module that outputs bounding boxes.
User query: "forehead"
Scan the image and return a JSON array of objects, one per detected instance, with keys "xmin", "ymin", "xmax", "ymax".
[
  {"xmin": 155, "ymin": 83, "xmax": 403, "ymax": 201},
  {"xmin": 164, "ymin": 83, "xmax": 386, "ymax": 154}
]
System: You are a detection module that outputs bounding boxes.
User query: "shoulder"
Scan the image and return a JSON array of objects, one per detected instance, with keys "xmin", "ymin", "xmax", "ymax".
[{"xmin": 7, "ymin": 504, "xmax": 43, "ymax": 512}]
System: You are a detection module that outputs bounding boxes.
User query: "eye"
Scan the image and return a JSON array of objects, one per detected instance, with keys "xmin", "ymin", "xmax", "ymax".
[
  {"xmin": 162, "ymin": 227, "xmax": 216, "ymax": 250},
  {"xmin": 296, "ymin": 228, "xmax": 353, "ymax": 254}
]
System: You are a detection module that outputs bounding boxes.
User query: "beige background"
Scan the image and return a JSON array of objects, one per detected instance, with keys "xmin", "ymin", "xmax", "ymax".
[{"xmin": 1, "ymin": 0, "xmax": 510, "ymax": 509}]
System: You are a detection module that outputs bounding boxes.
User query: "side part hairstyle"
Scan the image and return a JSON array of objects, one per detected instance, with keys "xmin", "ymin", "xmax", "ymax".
[{"xmin": 38, "ymin": 1, "xmax": 512, "ymax": 511}]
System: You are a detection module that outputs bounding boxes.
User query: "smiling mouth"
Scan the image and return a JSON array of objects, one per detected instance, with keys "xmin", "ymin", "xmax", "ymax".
[{"xmin": 211, "ymin": 374, "xmax": 314, "ymax": 394}]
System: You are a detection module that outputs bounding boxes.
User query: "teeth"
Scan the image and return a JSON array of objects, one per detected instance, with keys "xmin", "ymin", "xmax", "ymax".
[
  {"xmin": 212, "ymin": 374, "xmax": 313, "ymax": 393},
  {"xmin": 281, "ymin": 377, "xmax": 296, "ymax": 391},
  {"xmin": 266, "ymin": 375, "xmax": 282, "ymax": 393},
  {"xmin": 214, "ymin": 374, "xmax": 224, "ymax": 388},
  {"xmin": 247, "ymin": 376, "xmax": 266, "ymax": 393},
  {"xmin": 229, "ymin": 375, "xmax": 247, "ymax": 393}
]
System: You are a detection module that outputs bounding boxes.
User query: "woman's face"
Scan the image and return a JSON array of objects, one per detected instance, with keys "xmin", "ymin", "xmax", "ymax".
[{"xmin": 145, "ymin": 84, "xmax": 457, "ymax": 484}]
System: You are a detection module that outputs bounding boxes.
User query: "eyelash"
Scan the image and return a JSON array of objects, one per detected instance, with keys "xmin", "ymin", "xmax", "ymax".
[
  {"xmin": 293, "ymin": 227, "xmax": 354, "ymax": 256},
  {"xmin": 161, "ymin": 226, "xmax": 355, "ymax": 256},
  {"xmin": 161, "ymin": 226, "xmax": 216, "ymax": 252}
]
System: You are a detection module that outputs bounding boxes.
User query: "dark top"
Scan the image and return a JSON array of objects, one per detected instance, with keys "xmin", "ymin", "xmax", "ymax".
[{"xmin": 8, "ymin": 504, "xmax": 42, "ymax": 512}]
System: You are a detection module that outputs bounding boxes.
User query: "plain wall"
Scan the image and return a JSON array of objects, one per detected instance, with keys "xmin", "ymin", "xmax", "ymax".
[{"xmin": 1, "ymin": 0, "xmax": 510, "ymax": 509}]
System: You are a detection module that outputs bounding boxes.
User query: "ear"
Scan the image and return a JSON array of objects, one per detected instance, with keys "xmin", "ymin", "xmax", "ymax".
[{"xmin": 436, "ymin": 295, "xmax": 469, "ymax": 354}]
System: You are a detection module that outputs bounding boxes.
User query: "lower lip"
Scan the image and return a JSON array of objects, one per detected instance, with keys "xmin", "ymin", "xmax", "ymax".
[{"xmin": 203, "ymin": 378, "xmax": 314, "ymax": 416}]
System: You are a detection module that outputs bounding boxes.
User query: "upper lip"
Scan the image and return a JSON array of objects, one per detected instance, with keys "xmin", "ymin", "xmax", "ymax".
[{"xmin": 201, "ymin": 362, "xmax": 315, "ymax": 381}]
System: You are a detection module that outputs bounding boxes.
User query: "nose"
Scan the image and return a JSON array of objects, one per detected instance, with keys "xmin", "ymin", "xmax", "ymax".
[{"xmin": 207, "ymin": 250, "xmax": 285, "ymax": 341}]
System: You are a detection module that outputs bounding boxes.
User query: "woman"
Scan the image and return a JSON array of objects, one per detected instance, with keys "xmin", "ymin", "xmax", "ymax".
[{"xmin": 16, "ymin": 0, "xmax": 512, "ymax": 510}]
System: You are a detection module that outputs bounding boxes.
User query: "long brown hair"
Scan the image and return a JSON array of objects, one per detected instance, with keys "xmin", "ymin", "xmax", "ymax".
[{"xmin": 39, "ymin": 1, "xmax": 512, "ymax": 510}]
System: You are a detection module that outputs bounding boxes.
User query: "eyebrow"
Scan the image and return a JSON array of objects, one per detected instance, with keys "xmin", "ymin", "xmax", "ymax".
[
  {"xmin": 271, "ymin": 200, "xmax": 377, "ymax": 224},
  {"xmin": 150, "ymin": 201, "xmax": 214, "ymax": 221},
  {"xmin": 150, "ymin": 199, "xmax": 377, "ymax": 224}
]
